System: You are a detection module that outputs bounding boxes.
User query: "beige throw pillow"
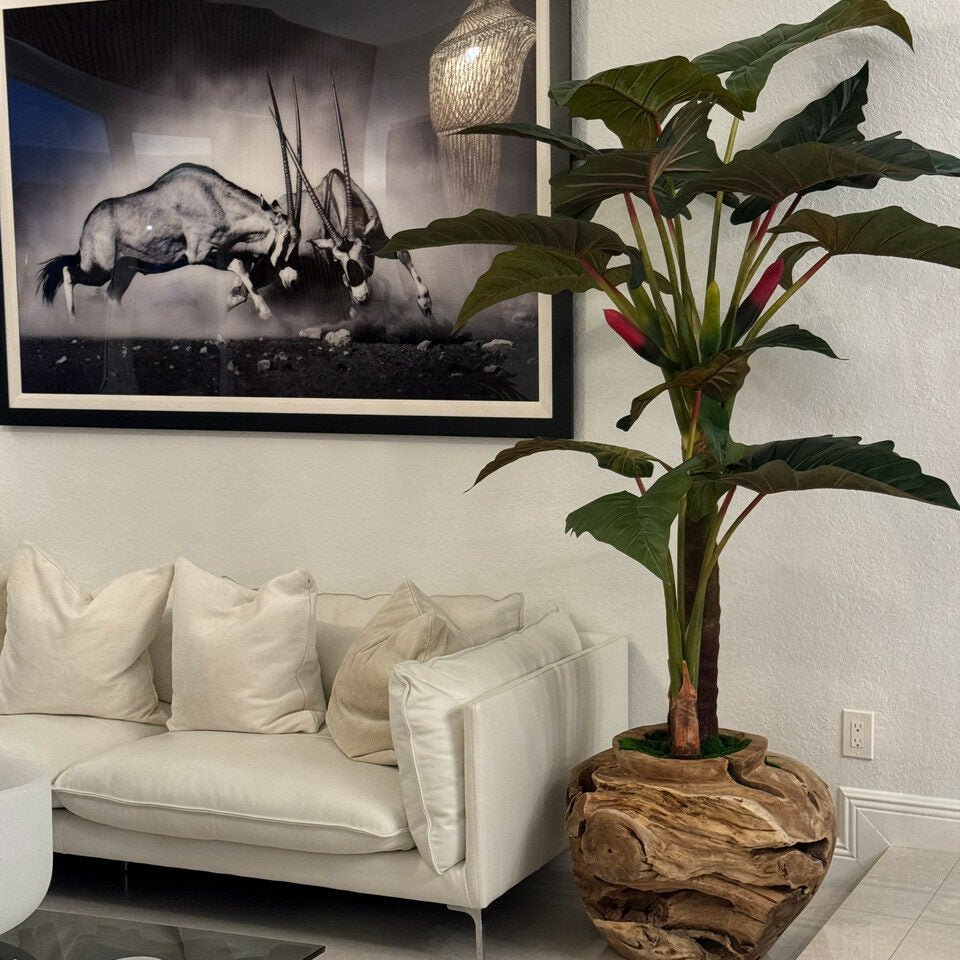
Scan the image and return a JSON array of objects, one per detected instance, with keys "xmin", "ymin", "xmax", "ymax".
[
  {"xmin": 325, "ymin": 581, "xmax": 479, "ymax": 765},
  {"xmin": 0, "ymin": 544, "xmax": 172, "ymax": 724},
  {"xmin": 168, "ymin": 559, "xmax": 324, "ymax": 734}
]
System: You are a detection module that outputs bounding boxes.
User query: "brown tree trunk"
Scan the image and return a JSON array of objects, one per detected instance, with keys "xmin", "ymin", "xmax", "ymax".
[
  {"xmin": 683, "ymin": 514, "xmax": 721, "ymax": 738},
  {"xmin": 668, "ymin": 661, "xmax": 701, "ymax": 758}
]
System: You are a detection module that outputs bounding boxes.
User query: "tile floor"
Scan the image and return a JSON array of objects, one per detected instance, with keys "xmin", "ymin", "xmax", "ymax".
[
  {"xmin": 796, "ymin": 847, "xmax": 960, "ymax": 960},
  {"xmin": 39, "ymin": 848, "xmax": 872, "ymax": 960}
]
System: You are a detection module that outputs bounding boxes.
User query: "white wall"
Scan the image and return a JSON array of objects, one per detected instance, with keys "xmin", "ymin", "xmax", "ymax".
[{"xmin": 1, "ymin": 0, "xmax": 958, "ymax": 799}]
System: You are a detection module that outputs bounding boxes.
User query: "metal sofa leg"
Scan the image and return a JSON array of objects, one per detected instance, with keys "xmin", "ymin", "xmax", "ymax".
[{"xmin": 447, "ymin": 904, "xmax": 485, "ymax": 960}]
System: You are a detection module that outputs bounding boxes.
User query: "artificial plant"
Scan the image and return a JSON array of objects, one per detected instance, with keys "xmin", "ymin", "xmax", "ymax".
[{"xmin": 381, "ymin": 0, "xmax": 960, "ymax": 758}]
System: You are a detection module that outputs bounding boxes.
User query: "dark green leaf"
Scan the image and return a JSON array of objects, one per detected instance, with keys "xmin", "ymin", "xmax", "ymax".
[
  {"xmin": 779, "ymin": 241, "xmax": 823, "ymax": 288},
  {"xmin": 551, "ymin": 101, "xmax": 722, "ymax": 220},
  {"xmin": 550, "ymin": 57, "xmax": 742, "ymax": 151},
  {"xmin": 380, "ymin": 208, "xmax": 645, "ymax": 281},
  {"xmin": 617, "ymin": 353, "xmax": 751, "ymax": 432},
  {"xmin": 457, "ymin": 248, "xmax": 630, "ymax": 326},
  {"xmin": 565, "ymin": 467, "xmax": 696, "ymax": 581},
  {"xmin": 721, "ymin": 436, "xmax": 960, "ymax": 509},
  {"xmin": 693, "ymin": 1, "xmax": 912, "ymax": 113},
  {"xmin": 617, "ymin": 324, "xmax": 837, "ymax": 432},
  {"xmin": 754, "ymin": 62, "xmax": 871, "ymax": 153},
  {"xmin": 729, "ymin": 63, "xmax": 871, "ymax": 223},
  {"xmin": 458, "ymin": 123, "xmax": 604, "ymax": 161},
  {"xmin": 736, "ymin": 128, "xmax": 960, "ymax": 225},
  {"xmin": 473, "ymin": 438, "xmax": 670, "ymax": 486},
  {"xmin": 774, "ymin": 206, "xmax": 960, "ymax": 269},
  {"xmin": 680, "ymin": 143, "xmax": 918, "ymax": 215},
  {"xmin": 749, "ymin": 324, "xmax": 840, "ymax": 359}
]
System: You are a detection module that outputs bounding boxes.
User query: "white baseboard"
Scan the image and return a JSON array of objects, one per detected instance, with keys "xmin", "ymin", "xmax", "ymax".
[{"xmin": 834, "ymin": 787, "xmax": 960, "ymax": 865}]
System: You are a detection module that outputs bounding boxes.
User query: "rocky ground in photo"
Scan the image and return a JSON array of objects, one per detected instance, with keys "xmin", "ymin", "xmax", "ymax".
[{"xmin": 18, "ymin": 332, "xmax": 538, "ymax": 402}]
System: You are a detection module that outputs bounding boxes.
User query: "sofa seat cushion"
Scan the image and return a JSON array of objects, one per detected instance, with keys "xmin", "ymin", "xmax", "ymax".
[
  {"xmin": 54, "ymin": 730, "xmax": 414, "ymax": 855},
  {"xmin": 0, "ymin": 714, "xmax": 166, "ymax": 808}
]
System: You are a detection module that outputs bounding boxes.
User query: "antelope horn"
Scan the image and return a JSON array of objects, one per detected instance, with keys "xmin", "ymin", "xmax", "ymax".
[
  {"xmin": 292, "ymin": 77, "xmax": 303, "ymax": 231},
  {"xmin": 348, "ymin": 179, "xmax": 381, "ymax": 235},
  {"xmin": 266, "ymin": 73, "xmax": 295, "ymax": 222},
  {"xmin": 282, "ymin": 131, "xmax": 343, "ymax": 245},
  {"xmin": 331, "ymin": 75, "xmax": 355, "ymax": 240}
]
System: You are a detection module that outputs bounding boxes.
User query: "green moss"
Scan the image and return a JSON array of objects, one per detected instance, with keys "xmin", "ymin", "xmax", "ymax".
[{"xmin": 618, "ymin": 731, "xmax": 751, "ymax": 760}]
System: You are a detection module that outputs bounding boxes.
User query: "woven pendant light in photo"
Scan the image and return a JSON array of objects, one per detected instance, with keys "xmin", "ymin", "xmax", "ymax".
[{"xmin": 429, "ymin": 0, "xmax": 536, "ymax": 213}]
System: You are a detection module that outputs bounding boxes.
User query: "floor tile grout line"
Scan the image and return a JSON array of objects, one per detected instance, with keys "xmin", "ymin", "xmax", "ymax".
[{"xmin": 867, "ymin": 848, "xmax": 960, "ymax": 960}]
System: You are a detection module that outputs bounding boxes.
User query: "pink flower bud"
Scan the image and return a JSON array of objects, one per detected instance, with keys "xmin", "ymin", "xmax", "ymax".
[
  {"xmin": 733, "ymin": 259, "xmax": 785, "ymax": 341},
  {"xmin": 605, "ymin": 309, "xmax": 662, "ymax": 364}
]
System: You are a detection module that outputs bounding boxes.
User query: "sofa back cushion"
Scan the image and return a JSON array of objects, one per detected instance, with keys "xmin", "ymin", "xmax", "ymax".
[
  {"xmin": 0, "ymin": 544, "xmax": 172, "ymax": 724},
  {"xmin": 389, "ymin": 610, "xmax": 582, "ymax": 874},
  {"xmin": 167, "ymin": 559, "xmax": 324, "ymax": 735},
  {"xmin": 150, "ymin": 588, "xmax": 525, "ymax": 705}
]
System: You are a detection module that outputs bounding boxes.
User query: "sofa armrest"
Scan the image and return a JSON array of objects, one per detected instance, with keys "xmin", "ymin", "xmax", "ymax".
[{"xmin": 461, "ymin": 635, "xmax": 628, "ymax": 908}]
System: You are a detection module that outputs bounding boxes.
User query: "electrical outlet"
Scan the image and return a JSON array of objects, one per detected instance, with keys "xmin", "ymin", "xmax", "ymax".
[{"xmin": 842, "ymin": 709, "xmax": 875, "ymax": 760}]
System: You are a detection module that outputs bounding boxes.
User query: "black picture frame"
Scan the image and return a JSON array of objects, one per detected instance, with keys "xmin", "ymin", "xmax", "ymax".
[{"xmin": 0, "ymin": 0, "xmax": 572, "ymax": 439}]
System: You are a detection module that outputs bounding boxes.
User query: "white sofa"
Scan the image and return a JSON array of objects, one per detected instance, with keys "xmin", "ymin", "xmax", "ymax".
[{"xmin": 0, "ymin": 590, "xmax": 627, "ymax": 958}]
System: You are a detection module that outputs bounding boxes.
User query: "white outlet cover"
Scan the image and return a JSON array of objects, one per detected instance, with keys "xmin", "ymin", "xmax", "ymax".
[{"xmin": 842, "ymin": 709, "xmax": 875, "ymax": 760}]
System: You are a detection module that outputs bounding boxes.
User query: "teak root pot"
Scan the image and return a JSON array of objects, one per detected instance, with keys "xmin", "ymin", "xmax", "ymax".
[{"xmin": 566, "ymin": 725, "xmax": 837, "ymax": 960}]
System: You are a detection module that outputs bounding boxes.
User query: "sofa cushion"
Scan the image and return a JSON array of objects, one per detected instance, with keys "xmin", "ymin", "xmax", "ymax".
[
  {"xmin": 325, "ymin": 582, "xmax": 483, "ymax": 766},
  {"xmin": 54, "ymin": 730, "xmax": 414, "ymax": 855},
  {"xmin": 0, "ymin": 545, "xmax": 172, "ymax": 724},
  {"xmin": 390, "ymin": 611, "xmax": 582, "ymax": 874},
  {"xmin": 168, "ymin": 560, "xmax": 324, "ymax": 734},
  {"xmin": 0, "ymin": 714, "xmax": 166, "ymax": 808}
]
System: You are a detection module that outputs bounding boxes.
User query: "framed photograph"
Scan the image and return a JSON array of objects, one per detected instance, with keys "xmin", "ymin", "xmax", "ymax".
[{"xmin": 0, "ymin": 0, "xmax": 572, "ymax": 437}]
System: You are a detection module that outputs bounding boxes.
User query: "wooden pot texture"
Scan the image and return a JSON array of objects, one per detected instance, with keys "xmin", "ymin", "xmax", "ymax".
[{"xmin": 566, "ymin": 725, "xmax": 836, "ymax": 960}]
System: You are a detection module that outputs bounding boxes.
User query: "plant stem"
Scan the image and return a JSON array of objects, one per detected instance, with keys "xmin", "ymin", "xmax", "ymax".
[
  {"xmin": 649, "ymin": 190, "xmax": 696, "ymax": 364},
  {"xmin": 663, "ymin": 554, "xmax": 683, "ymax": 695},
  {"xmin": 743, "ymin": 196, "xmax": 801, "ymax": 288},
  {"xmin": 716, "ymin": 492, "xmax": 766, "ymax": 554},
  {"xmin": 635, "ymin": 476, "xmax": 647, "ymax": 495},
  {"xmin": 579, "ymin": 257, "xmax": 636, "ymax": 319},
  {"xmin": 623, "ymin": 194, "xmax": 682, "ymax": 360},
  {"xmin": 744, "ymin": 253, "xmax": 832, "ymax": 342},
  {"xmin": 707, "ymin": 118, "xmax": 740, "ymax": 289},
  {"xmin": 684, "ymin": 389, "xmax": 702, "ymax": 461}
]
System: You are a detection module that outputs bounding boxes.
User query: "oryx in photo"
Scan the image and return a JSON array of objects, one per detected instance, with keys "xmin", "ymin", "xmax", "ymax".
[
  {"xmin": 277, "ymin": 78, "xmax": 433, "ymax": 318},
  {"xmin": 36, "ymin": 146, "xmax": 303, "ymax": 320}
]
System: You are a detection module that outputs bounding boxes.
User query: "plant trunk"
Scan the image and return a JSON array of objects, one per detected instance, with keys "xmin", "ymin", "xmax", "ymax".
[
  {"xmin": 684, "ymin": 513, "xmax": 721, "ymax": 738},
  {"xmin": 668, "ymin": 660, "xmax": 700, "ymax": 757}
]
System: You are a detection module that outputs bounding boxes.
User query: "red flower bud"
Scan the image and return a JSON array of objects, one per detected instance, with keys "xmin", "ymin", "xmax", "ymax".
[
  {"xmin": 733, "ymin": 258, "xmax": 785, "ymax": 342},
  {"xmin": 605, "ymin": 309, "xmax": 662, "ymax": 364}
]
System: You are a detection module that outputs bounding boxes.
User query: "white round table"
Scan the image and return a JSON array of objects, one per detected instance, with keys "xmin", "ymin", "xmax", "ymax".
[{"xmin": 0, "ymin": 758, "xmax": 52, "ymax": 935}]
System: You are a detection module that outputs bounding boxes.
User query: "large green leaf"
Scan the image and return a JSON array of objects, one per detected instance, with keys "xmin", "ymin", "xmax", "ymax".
[
  {"xmin": 551, "ymin": 102, "xmax": 722, "ymax": 219},
  {"xmin": 719, "ymin": 436, "xmax": 959, "ymax": 509},
  {"xmin": 458, "ymin": 248, "xmax": 630, "ymax": 326},
  {"xmin": 739, "ymin": 131, "xmax": 960, "ymax": 223},
  {"xmin": 550, "ymin": 57, "xmax": 742, "ymax": 151},
  {"xmin": 755, "ymin": 62, "xmax": 870, "ymax": 153},
  {"xmin": 617, "ymin": 325, "xmax": 840, "ymax": 431},
  {"xmin": 380, "ymin": 209, "xmax": 644, "ymax": 279},
  {"xmin": 774, "ymin": 207, "xmax": 960, "ymax": 269},
  {"xmin": 458, "ymin": 123, "xmax": 604, "ymax": 161},
  {"xmin": 679, "ymin": 142, "xmax": 917, "ymax": 214},
  {"xmin": 730, "ymin": 63, "xmax": 871, "ymax": 223},
  {"xmin": 693, "ymin": 1, "xmax": 912, "ymax": 112},
  {"xmin": 473, "ymin": 438, "xmax": 670, "ymax": 487},
  {"xmin": 565, "ymin": 467, "xmax": 696, "ymax": 581}
]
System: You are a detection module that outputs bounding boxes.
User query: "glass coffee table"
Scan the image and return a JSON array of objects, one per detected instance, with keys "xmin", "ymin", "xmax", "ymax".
[{"xmin": 0, "ymin": 910, "xmax": 324, "ymax": 960}]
